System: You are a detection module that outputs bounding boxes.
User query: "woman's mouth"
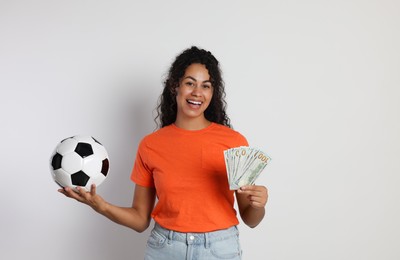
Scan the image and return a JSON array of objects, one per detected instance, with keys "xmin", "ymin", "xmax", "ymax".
[{"xmin": 187, "ymin": 99, "xmax": 202, "ymax": 106}]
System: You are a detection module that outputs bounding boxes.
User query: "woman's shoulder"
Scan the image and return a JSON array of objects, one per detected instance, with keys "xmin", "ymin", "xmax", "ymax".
[
  {"xmin": 212, "ymin": 123, "xmax": 244, "ymax": 135},
  {"xmin": 139, "ymin": 125, "xmax": 174, "ymax": 142},
  {"xmin": 210, "ymin": 123, "xmax": 248, "ymax": 143}
]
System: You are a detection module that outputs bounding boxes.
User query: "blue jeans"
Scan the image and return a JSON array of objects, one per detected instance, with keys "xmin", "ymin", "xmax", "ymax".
[{"xmin": 144, "ymin": 223, "xmax": 242, "ymax": 260}]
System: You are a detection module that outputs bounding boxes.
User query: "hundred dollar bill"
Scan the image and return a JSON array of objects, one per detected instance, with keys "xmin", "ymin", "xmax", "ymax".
[{"xmin": 224, "ymin": 146, "xmax": 271, "ymax": 190}]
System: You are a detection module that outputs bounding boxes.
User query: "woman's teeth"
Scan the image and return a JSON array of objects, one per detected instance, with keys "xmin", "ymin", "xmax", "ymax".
[{"xmin": 187, "ymin": 100, "xmax": 202, "ymax": 105}]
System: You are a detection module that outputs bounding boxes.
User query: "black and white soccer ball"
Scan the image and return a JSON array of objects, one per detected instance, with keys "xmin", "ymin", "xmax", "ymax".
[{"xmin": 50, "ymin": 135, "xmax": 110, "ymax": 190}]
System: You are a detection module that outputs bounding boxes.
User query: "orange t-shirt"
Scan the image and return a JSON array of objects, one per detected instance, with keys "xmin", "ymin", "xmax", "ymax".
[{"xmin": 131, "ymin": 123, "xmax": 248, "ymax": 232}]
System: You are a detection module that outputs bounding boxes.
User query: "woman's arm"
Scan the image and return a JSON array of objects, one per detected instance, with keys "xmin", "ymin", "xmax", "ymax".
[
  {"xmin": 235, "ymin": 185, "xmax": 268, "ymax": 228},
  {"xmin": 59, "ymin": 184, "xmax": 156, "ymax": 233}
]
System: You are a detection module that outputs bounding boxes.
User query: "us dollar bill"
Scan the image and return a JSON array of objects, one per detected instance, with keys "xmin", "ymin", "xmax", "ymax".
[{"xmin": 224, "ymin": 146, "xmax": 271, "ymax": 190}]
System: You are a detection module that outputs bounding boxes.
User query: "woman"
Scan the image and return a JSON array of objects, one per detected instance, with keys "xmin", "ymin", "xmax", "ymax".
[{"xmin": 59, "ymin": 46, "xmax": 268, "ymax": 259}]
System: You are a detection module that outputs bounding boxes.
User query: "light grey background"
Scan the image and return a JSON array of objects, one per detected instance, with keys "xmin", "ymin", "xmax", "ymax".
[{"xmin": 1, "ymin": 0, "xmax": 399, "ymax": 259}]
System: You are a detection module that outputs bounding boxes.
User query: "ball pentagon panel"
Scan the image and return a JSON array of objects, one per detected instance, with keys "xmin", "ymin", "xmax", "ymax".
[
  {"xmin": 75, "ymin": 142, "xmax": 94, "ymax": 158},
  {"xmin": 71, "ymin": 170, "xmax": 91, "ymax": 187}
]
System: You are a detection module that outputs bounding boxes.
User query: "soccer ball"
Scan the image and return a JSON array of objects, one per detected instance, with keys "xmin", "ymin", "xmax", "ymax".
[{"xmin": 50, "ymin": 135, "xmax": 110, "ymax": 190}]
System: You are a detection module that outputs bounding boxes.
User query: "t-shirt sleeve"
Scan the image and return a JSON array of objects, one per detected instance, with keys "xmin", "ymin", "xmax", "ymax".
[
  {"xmin": 130, "ymin": 138, "xmax": 155, "ymax": 187},
  {"xmin": 235, "ymin": 131, "xmax": 249, "ymax": 147},
  {"xmin": 241, "ymin": 134, "xmax": 249, "ymax": 146}
]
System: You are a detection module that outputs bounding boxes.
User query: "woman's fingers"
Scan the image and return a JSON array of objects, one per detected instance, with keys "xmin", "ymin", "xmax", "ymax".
[{"xmin": 238, "ymin": 185, "xmax": 268, "ymax": 208}]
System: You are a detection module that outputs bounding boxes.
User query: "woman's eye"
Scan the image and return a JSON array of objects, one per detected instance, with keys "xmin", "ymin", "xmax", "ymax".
[
  {"xmin": 186, "ymin": 82, "xmax": 194, "ymax": 86},
  {"xmin": 203, "ymin": 84, "xmax": 211, "ymax": 89}
]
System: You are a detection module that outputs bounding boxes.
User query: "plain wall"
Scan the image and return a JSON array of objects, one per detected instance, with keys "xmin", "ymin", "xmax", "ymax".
[{"xmin": 1, "ymin": 0, "xmax": 399, "ymax": 259}]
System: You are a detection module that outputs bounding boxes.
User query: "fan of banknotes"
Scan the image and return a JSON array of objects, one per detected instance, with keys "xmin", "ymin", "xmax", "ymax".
[{"xmin": 224, "ymin": 146, "xmax": 271, "ymax": 190}]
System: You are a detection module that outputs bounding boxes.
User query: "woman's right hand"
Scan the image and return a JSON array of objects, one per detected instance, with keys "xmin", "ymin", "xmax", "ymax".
[
  {"xmin": 58, "ymin": 184, "xmax": 156, "ymax": 232},
  {"xmin": 58, "ymin": 184, "xmax": 108, "ymax": 213}
]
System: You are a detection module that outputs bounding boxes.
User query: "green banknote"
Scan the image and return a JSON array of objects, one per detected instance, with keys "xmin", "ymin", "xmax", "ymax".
[{"xmin": 224, "ymin": 146, "xmax": 271, "ymax": 190}]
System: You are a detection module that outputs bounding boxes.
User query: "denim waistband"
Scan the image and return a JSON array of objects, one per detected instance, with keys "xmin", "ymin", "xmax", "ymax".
[{"xmin": 153, "ymin": 222, "xmax": 239, "ymax": 246}]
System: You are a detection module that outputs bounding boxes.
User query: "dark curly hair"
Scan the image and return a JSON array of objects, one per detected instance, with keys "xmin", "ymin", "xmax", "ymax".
[{"xmin": 155, "ymin": 46, "xmax": 231, "ymax": 129}]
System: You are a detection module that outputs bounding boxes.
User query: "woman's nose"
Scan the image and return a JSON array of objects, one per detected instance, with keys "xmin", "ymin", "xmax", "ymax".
[{"xmin": 191, "ymin": 86, "xmax": 201, "ymax": 97}]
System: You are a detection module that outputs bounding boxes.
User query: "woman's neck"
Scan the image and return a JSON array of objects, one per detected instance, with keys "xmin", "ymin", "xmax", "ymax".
[{"xmin": 174, "ymin": 117, "xmax": 212, "ymax": 130}]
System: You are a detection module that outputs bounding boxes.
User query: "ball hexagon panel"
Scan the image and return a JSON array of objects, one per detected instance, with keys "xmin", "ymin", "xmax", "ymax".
[
  {"xmin": 53, "ymin": 168, "xmax": 73, "ymax": 188},
  {"xmin": 87, "ymin": 174, "xmax": 106, "ymax": 187},
  {"xmin": 82, "ymin": 155, "xmax": 102, "ymax": 176},
  {"xmin": 91, "ymin": 142, "xmax": 108, "ymax": 159},
  {"xmin": 57, "ymin": 138, "xmax": 78, "ymax": 155},
  {"xmin": 73, "ymin": 135, "xmax": 96, "ymax": 144},
  {"xmin": 61, "ymin": 152, "xmax": 83, "ymax": 174}
]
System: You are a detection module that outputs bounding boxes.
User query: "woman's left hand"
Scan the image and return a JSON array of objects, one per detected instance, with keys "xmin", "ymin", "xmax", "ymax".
[{"xmin": 237, "ymin": 185, "xmax": 268, "ymax": 209}]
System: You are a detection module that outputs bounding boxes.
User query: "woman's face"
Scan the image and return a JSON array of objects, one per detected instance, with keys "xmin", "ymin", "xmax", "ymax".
[{"xmin": 175, "ymin": 63, "xmax": 214, "ymax": 124}]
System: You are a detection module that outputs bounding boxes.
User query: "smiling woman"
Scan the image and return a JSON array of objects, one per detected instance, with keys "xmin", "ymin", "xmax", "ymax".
[
  {"xmin": 175, "ymin": 63, "xmax": 214, "ymax": 130},
  {"xmin": 59, "ymin": 46, "xmax": 268, "ymax": 260},
  {"xmin": 156, "ymin": 46, "xmax": 230, "ymax": 129}
]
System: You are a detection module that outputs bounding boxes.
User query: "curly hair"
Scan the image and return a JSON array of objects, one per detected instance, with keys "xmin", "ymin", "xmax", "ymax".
[{"xmin": 155, "ymin": 46, "xmax": 231, "ymax": 129}]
